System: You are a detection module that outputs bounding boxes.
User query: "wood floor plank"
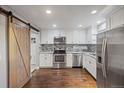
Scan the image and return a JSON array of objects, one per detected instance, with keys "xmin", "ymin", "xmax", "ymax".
[{"xmin": 23, "ymin": 68, "xmax": 96, "ymax": 88}]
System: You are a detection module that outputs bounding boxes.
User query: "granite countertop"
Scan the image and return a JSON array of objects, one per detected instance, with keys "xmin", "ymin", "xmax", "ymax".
[
  {"xmin": 83, "ymin": 52, "xmax": 96, "ymax": 59},
  {"xmin": 40, "ymin": 52, "xmax": 54, "ymax": 54},
  {"xmin": 66, "ymin": 52, "xmax": 84, "ymax": 54},
  {"xmin": 40, "ymin": 51, "xmax": 95, "ymax": 54},
  {"xmin": 40, "ymin": 51, "xmax": 84, "ymax": 54}
]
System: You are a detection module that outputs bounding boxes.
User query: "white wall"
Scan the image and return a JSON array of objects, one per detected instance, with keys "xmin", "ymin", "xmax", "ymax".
[
  {"xmin": 30, "ymin": 29, "xmax": 40, "ymax": 73},
  {"xmin": 0, "ymin": 14, "xmax": 8, "ymax": 88}
]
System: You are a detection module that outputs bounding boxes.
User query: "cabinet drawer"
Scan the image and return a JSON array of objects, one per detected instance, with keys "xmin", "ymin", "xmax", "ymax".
[{"xmin": 66, "ymin": 54, "xmax": 72, "ymax": 67}]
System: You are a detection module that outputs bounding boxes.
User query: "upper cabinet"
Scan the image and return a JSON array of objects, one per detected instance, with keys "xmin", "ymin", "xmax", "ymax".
[
  {"xmin": 73, "ymin": 30, "xmax": 85, "ymax": 44},
  {"xmin": 66, "ymin": 31, "xmax": 73, "ymax": 44},
  {"xmin": 102, "ymin": 6, "xmax": 124, "ymax": 30},
  {"xmin": 85, "ymin": 25, "xmax": 97, "ymax": 44},
  {"xmin": 85, "ymin": 27, "xmax": 92, "ymax": 44},
  {"xmin": 41, "ymin": 30, "xmax": 49, "ymax": 44},
  {"xmin": 40, "ymin": 29, "xmax": 86, "ymax": 44},
  {"xmin": 97, "ymin": 21, "xmax": 107, "ymax": 33},
  {"xmin": 41, "ymin": 30, "xmax": 60, "ymax": 44},
  {"xmin": 110, "ymin": 7, "xmax": 124, "ymax": 29}
]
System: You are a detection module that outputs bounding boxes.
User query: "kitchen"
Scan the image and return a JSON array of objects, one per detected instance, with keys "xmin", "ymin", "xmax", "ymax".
[{"xmin": 0, "ymin": 5, "xmax": 124, "ymax": 88}]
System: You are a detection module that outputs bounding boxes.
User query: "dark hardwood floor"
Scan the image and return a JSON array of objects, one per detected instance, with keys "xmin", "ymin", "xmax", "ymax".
[{"xmin": 23, "ymin": 68, "xmax": 96, "ymax": 88}]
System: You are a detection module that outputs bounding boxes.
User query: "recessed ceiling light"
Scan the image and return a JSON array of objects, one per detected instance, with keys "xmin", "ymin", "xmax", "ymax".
[
  {"xmin": 53, "ymin": 24, "xmax": 56, "ymax": 27},
  {"xmin": 91, "ymin": 10, "xmax": 97, "ymax": 14},
  {"xmin": 78, "ymin": 25, "xmax": 82, "ymax": 27},
  {"xmin": 46, "ymin": 10, "xmax": 52, "ymax": 14}
]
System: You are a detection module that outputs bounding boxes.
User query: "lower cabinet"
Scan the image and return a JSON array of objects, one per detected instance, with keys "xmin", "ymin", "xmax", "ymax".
[
  {"xmin": 83, "ymin": 53, "xmax": 96, "ymax": 79},
  {"xmin": 40, "ymin": 54, "xmax": 53, "ymax": 68},
  {"xmin": 66, "ymin": 54, "xmax": 73, "ymax": 68},
  {"xmin": 83, "ymin": 54, "xmax": 86, "ymax": 68}
]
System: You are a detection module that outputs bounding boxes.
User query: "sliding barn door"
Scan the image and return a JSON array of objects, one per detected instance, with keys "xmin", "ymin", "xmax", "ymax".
[{"xmin": 9, "ymin": 17, "xmax": 30, "ymax": 88}]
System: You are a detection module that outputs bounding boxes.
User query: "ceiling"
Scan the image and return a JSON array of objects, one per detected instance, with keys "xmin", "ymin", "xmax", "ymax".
[{"xmin": 7, "ymin": 5, "xmax": 106, "ymax": 30}]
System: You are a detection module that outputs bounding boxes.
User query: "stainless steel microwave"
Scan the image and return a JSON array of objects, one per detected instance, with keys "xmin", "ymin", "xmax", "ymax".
[{"xmin": 54, "ymin": 37, "xmax": 66, "ymax": 44}]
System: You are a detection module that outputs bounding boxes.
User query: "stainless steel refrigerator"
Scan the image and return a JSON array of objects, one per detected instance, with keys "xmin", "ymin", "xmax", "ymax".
[{"xmin": 97, "ymin": 25, "xmax": 124, "ymax": 88}]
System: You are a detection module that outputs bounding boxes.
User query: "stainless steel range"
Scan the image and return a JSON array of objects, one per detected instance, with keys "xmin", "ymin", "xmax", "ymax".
[{"xmin": 53, "ymin": 37, "xmax": 66, "ymax": 68}]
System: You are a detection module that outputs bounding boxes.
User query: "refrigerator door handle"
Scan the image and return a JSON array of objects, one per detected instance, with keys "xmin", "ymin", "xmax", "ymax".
[
  {"xmin": 101, "ymin": 39, "xmax": 105, "ymax": 77},
  {"xmin": 102, "ymin": 38, "xmax": 107, "ymax": 78}
]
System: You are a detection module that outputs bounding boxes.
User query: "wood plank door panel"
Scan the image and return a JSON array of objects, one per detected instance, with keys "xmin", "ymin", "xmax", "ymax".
[{"xmin": 9, "ymin": 17, "xmax": 30, "ymax": 88}]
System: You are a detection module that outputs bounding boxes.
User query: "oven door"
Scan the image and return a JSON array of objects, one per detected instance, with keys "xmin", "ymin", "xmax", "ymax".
[
  {"xmin": 54, "ymin": 54, "xmax": 65, "ymax": 63},
  {"xmin": 53, "ymin": 54, "xmax": 66, "ymax": 68}
]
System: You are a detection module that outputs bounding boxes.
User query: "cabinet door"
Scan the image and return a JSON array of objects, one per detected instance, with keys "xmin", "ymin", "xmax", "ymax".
[
  {"xmin": 85, "ymin": 56, "xmax": 91, "ymax": 73},
  {"xmin": 88, "ymin": 56, "xmax": 96, "ymax": 78},
  {"xmin": 66, "ymin": 31, "xmax": 73, "ymax": 44},
  {"xmin": 40, "ymin": 54, "xmax": 46, "ymax": 67},
  {"xmin": 40, "ymin": 54, "xmax": 53, "ymax": 67},
  {"xmin": 85, "ymin": 27, "xmax": 92, "ymax": 44},
  {"xmin": 59, "ymin": 30, "xmax": 66, "ymax": 36},
  {"xmin": 41, "ymin": 31, "xmax": 48, "ymax": 44},
  {"xmin": 91, "ymin": 61, "xmax": 96, "ymax": 78},
  {"xmin": 83, "ymin": 54, "xmax": 86, "ymax": 68},
  {"xmin": 110, "ymin": 7, "xmax": 124, "ymax": 29},
  {"xmin": 73, "ymin": 30, "xmax": 83, "ymax": 44},
  {"xmin": 47, "ymin": 31, "xmax": 53, "ymax": 44},
  {"xmin": 92, "ymin": 34, "xmax": 97, "ymax": 44},
  {"xmin": 73, "ymin": 31, "xmax": 79, "ymax": 44},
  {"xmin": 45, "ymin": 54, "xmax": 53, "ymax": 67},
  {"xmin": 86, "ymin": 55, "xmax": 96, "ymax": 79},
  {"xmin": 80, "ymin": 30, "xmax": 86, "ymax": 44},
  {"xmin": 84, "ymin": 55, "xmax": 89, "ymax": 69},
  {"xmin": 66, "ymin": 54, "xmax": 72, "ymax": 67}
]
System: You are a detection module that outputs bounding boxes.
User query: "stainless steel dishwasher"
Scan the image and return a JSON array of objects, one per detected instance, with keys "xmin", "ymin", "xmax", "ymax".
[{"xmin": 72, "ymin": 53, "xmax": 82, "ymax": 68}]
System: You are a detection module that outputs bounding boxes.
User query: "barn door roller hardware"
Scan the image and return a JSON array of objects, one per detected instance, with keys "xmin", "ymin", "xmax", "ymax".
[{"xmin": 0, "ymin": 7, "xmax": 39, "ymax": 32}]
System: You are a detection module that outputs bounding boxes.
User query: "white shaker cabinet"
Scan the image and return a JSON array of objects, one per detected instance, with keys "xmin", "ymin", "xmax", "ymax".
[
  {"xmin": 86, "ymin": 55, "xmax": 96, "ymax": 79},
  {"xmin": 82, "ymin": 53, "xmax": 87, "ymax": 68},
  {"xmin": 66, "ymin": 31, "xmax": 73, "ymax": 44},
  {"xmin": 40, "ymin": 54, "xmax": 53, "ymax": 68},
  {"xmin": 73, "ymin": 30, "xmax": 80, "ymax": 44},
  {"xmin": 41, "ymin": 30, "xmax": 65, "ymax": 44},
  {"xmin": 110, "ymin": 7, "xmax": 124, "ymax": 29},
  {"xmin": 47, "ymin": 31, "xmax": 54, "ymax": 44},
  {"xmin": 85, "ymin": 27, "xmax": 92, "ymax": 44},
  {"xmin": 85, "ymin": 25, "xmax": 97, "ymax": 44},
  {"xmin": 41, "ymin": 31, "xmax": 49, "ymax": 44},
  {"xmin": 66, "ymin": 54, "xmax": 73, "ymax": 67},
  {"xmin": 41, "ymin": 30, "xmax": 86, "ymax": 44},
  {"xmin": 73, "ymin": 30, "xmax": 86, "ymax": 44},
  {"xmin": 83, "ymin": 53, "xmax": 96, "ymax": 79}
]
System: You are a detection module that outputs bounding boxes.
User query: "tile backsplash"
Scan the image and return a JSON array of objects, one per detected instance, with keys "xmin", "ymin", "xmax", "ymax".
[{"xmin": 40, "ymin": 44, "xmax": 96, "ymax": 53}]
